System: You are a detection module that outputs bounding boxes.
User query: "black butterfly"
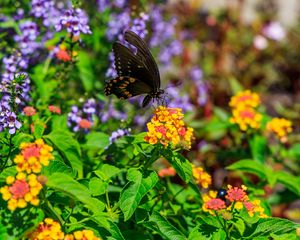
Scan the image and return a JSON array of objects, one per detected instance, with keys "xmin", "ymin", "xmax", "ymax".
[{"xmin": 105, "ymin": 30, "xmax": 164, "ymax": 107}]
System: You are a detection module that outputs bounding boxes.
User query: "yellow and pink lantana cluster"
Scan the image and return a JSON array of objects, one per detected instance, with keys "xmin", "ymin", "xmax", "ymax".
[
  {"xmin": 0, "ymin": 139, "xmax": 53, "ymax": 211},
  {"xmin": 27, "ymin": 218, "xmax": 101, "ymax": 240},
  {"xmin": 144, "ymin": 106, "xmax": 194, "ymax": 149},
  {"xmin": 229, "ymin": 90, "xmax": 262, "ymax": 131},
  {"xmin": 202, "ymin": 185, "xmax": 267, "ymax": 218}
]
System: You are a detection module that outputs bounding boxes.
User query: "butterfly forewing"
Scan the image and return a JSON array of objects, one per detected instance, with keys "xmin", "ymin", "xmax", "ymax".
[{"xmin": 124, "ymin": 30, "xmax": 161, "ymax": 89}]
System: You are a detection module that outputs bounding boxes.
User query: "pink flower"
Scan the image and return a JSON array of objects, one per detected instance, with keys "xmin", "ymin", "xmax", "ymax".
[
  {"xmin": 205, "ymin": 198, "xmax": 226, "ymax": 211},
  {"xmin": 23, "ymin": 106, "xmax": 36, "ymax": 116},
  {"xmin": 48, "ymin": 105, "xmax": 61, "ymax": 115}
]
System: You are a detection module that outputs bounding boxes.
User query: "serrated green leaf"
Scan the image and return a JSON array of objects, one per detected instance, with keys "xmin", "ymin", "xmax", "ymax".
[
  {"xmin": 163, "ymin": 150, "xmax": 192, "ymax": 183},
  {"xmin": 33, "ymin": 122, "xmax": 46, "ymax": 139},
  {"xmin": 51, "ymin": 115, "xmax": 68, "ymax": 130},
  {"xmin": 12, "ymin": 133, "xmax": 33, "ymax": 147},
  {"xmin": 44, "ymin": 130, "xmax": 83, "ymax": 177},
  {"xmin": 107, "ymin": 222, "xmax": 126, "ymax": 240},
  {"xmin": 244, "ymin": 217, "xmax": 299, "ymax": 239},
  {"xmin": 42, "ymin": 160, "xmax": 74, "ymax": 176},
  {"xmin": 120, "ymin": 169, "xmax": 158, "ymax": 221},
  {"xmin": 46, "ymin": 173, "xmax": 105, "ymax": 214},
  {"xmin": 188, "ymin": 225, "xmax": 209, "ymax": 240},
  {"xmin": 89, "ymin": 177, "xmax": 107, "ymax": 196},
  {"xmin": 94, "ymin": 164, "xmax": 121, "ymax": 181},
  {"xmin": 85, "ymin": 132, "xmax": 110, "ymax": 150},
  {"xmin": 147, "ymin": 211, "xmax": 186, "ymax": 240}
]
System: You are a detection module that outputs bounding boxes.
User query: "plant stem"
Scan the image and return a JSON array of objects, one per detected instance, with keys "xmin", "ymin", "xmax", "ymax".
[
  {"xmin": 1, "ymin": 135, "xmax": 13, "ymax": 173},
  {"xmin": 215, "ymin": 211, "xmax": 231, "ymax": 240}
]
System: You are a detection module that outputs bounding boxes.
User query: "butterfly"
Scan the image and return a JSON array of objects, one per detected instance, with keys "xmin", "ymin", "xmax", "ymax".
[{"xmin": 104, "ymin": 30, "xmax": 165, "ymax": 107}]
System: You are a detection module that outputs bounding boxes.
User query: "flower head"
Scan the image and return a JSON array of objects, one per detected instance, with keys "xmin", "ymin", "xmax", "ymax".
[
  {"xmin": 226, "ymin": 185, "xmax": 248, "ymax": 202},
  {"xmin": 244, "ymin": 200, "xmax": 268, "ymax": 218},
  {"xmin": 205, "ymin": 198, "xmax": 226, "ymax": 211},
  {"xmin": 0, "ymin": 173, "xmax": 42, "ymax": 211},
  {"xmin": 14, "ymin": 139, "xmax": 54, "ymax": 174},
  {"xmin": 230, "ymin": 106, "xmax": 262, "ymax": 131},
  {"xmin": 27, "ymin": 218, "xmax": 64, "ymax": 240},
  {"xmin": 65, "ymin": 229, "xmax": 101, "ymax": 240},
  {"xmin": 144, "ymin": 106, "xmax": 194, "ymax": 149},
  {"xmin": 23, "ymin": 106, "xmax": 36, "ymax": 116},
  {"xmin": 266, "ymin": 118, "xmax": 292, "ymax": 143},
  {"xmin": 192, "ymin": 166, "xmax": 211, "ymax": 188},
  {"xmin": 229, "ymin": 90, "xmax": 260, "ymax": 109},
  {"xmin": 55, "ymin": 8, "xmax": 92, "ymax": 37},
  {"xmin": 48, "ymin": 105, "xmax": 61, "ymax": 114},
  {"xmin": 158, "ymin": 167, "xmax": 176, "ymax": 178}
]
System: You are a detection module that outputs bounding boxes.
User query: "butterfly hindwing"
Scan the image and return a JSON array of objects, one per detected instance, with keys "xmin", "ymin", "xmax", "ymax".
[{"xmin": 105, "ymin": 76, "xmax": 152, "ymax": 99}]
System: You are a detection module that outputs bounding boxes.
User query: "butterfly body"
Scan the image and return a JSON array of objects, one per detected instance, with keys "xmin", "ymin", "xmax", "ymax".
[{"xmin": 105, "ymin": 30, "xmax": 164, "ymax": 107}]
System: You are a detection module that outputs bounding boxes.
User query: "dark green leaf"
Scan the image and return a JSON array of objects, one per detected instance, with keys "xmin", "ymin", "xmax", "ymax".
[
  {"xmin": 120, "ymin": 169, "xmax": 158, "ymax": 221},
  {"xmin": 85, "ymin": 132, "xmax": 110, "ymax": 150},
  {"xmin": 249, "ymin": 135, "xmax": 267, "ymax": 163}
]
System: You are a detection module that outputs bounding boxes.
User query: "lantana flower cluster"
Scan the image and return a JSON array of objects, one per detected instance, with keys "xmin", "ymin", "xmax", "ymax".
[
  {"xmin": 192, "ymin": 165, "xmax": 212, "ymax": 188},
  {"xmin": 229, "ymin": 90, "xmax": 262, "ymax": 131},
  {"xmin": 14, "ymin": 139, "xmax": 54, "ymax": 173},
  {"xmin": 0, "ymin": 173, "xmax": 42, "ymax": 211},
  {"xmin": 0, "ymin": 139, "xmax": 54, "ymax": 211},
  {"xmin": 203, "ymin": 185, "xmax": 267, "ymax": 218},
  {"xmin": 144, "ymin": 106, "xmax": 194, "ymax": 149},
  {"xmin": 266, "ymin": 118, "xmax": 292, "ymax": 143},
  {"xmin": 27, "ymin": 218, "xmax": 101, "ymax": 240}
]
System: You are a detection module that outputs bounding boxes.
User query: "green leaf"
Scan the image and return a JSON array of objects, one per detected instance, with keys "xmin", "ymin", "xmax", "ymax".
[
  {"xmin": 46, "ymin": 173, "xmax": 105, "ymax": 214},
  {"xmin": 0, "ymin": 222, "xmax": 8, "ymax": 240},
  {"xmin": 120, "ymin": 169, "xmax": 158, "ymax": 221},
  {"xmin": 233, "ymin": 218, "xmax": 245, "ymax": 236},
  {"xmin": 244, "ymin": 217, "xmax": 299, "ymax": 239},
  {"xmin": 226, "ymin": 159, "xmax": 267, "ymax": 179},
  {"xmin": 44, "ymin": 130, "xmax": 83, "ymax": 177},
  {"xmin": 275, "ymin": 171, "xmax": 300, "ymax": 196},
  {"xmin": 147, "ymin": 211, "xmax": 186, "ymax": 240},
  {"xmin": 163, "ymin": 150, "xmax": 192, "ymax": 183},
  {"xmin": 94, "ymin": 164, "xmax": 121, "ymax": 181},
  {"xmin": 51, "ymin": 115, "xmax": 68, "ymax": 130},
  {"xmin": 0, "ymin": 166, "xmax": 17, "ymax": 182},
  {"xmin": 249, "ymin": 135, "xmax": 267, "ymax": 163},
  {"xmin": 89, "ymin": 177, "xmax": 107, "ymax": 196},
  {"xmin": 33, "ymin": 122, "xmax": 46, "ymax": 139},
  {"xmin": 107, "ymin": 222, "xmax": 126, "ymax": 240},
  {"xmin": 77, "ymin": 51, "xmax": 94, "ymax": 92},
  {"xmin": 85, "ymin": 132, "xmax": 110, "ymax": 150},
  {"xmin": 42, "ymin": 160, "xmax": 74, "ymax": 176},
  {"xmin": 12, "ymin": 133, "xmax": 33, "ymax": 147}
]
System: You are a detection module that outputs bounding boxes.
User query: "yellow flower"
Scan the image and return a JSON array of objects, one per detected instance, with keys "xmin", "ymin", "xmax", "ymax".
[
  {"xmin": 230, "ymin": 106, "xmax": 262, "ymax": 131},
  {"xmin": 0, "ymin": 173, "xmax": 42, "ymax": 211},
  {"xmin": 14, "ymin": 139, "xmax": 54, "ymax": 174},
  {"xmin": 266, "ymin": 118, "xmax": 292, "ymax": 143},
  {"xmin": 27, "ymin": 218, "xmax": 65, "ymax": 240},
  {"xmin": 229, "ymin": 90, "xmax": 260, "ymax": 109},
  {"xmin": 144, "ymin": 106, "xmax": 194, "ymax": 150},
  {"xmin": 244, "ymin": 200, "xmax": 268, "ymax": 218},
  {"xmin": 65, "ymin": 229, "xmax": 101, "ymax": 240},
  {"xmin": 192, "ymin": 166, "xmax": 211, "ymax": 188}
]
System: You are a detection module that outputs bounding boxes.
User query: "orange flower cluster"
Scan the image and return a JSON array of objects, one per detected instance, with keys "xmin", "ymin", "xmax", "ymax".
[
  {"xmin": 14, "ymin": 139, "xmax": 54, "ymax": 174},
  {"xmin": 229, "ymin": 90, "xmax": 262, "ymax": 131},
  {"xmin": 202, "ymin": 185, "xmax": 267, "ymax": 218},
  {"xmin": 0, "ymin": 173, "xmax": 42, "ymax": 211},
  {"xmin": 266, "ymin": 118, "xmax": 292, "ymax": 143},
  {"xmin": 158, "ymin": 167, "xmax": 176, "ymax": 178},
  {"xmin": 65, "ymin": 230, "xmax": 101, "ymax": 240},
  {"xmin": 192, "ymin": 166, "xmax": 211, "ymax": 188},
  {"xmin": 144, "ymin": 106, "xmax": 194, "ymax": 149},
  {"xmin": 28, "ymin": 218, "xmax": 101, "ymax": 240}
]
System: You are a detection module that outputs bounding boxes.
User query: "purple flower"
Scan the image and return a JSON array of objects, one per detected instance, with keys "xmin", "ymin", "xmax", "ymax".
[
  {"xmin": 262, "ymin": 22, "xmax": 286, "ymax": 41},
  {"xmin": 167, "ymin": 85, "xmax": 193, "ymax": 112},
  {"xmin": 55, "ymin": 8, "xmax": 92, "ymax": 37},
  {"xmin": 6, "ymin": 112, "xmax": 22, "ymax": 134},
  {"xmin": 98, "ymin": 0, "xmax": 127, "ymax": 12},
  {"xmin": 190, "ymin": 67, "xmax": 208, "ymax": 106},
  {"xmin": 109, "ymin": 128, "xmax": 130, "ymax": 144},
  {"xmin": 67, "ymin": 98, "xmax": 103, "ymax": 133},
  {"xmin": 100, "ymin": 103, "xmax": 127, "ymax": 122},
  {"xmin": 106, "ymin": 11, "xmax": 131, "ymax": 41}
]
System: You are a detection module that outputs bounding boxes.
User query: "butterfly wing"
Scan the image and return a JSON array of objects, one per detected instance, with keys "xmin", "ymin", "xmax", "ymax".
[
  {"xmin": 112, "ymin": 42, "xmax": 155, "ymax": 89},
  {"xmin": 124, "ymin": 30, "xmax": 161, "ymax": 89},
  {"xmin": 105, "ymin": 76, "xmax": 152, "ymax": 99}
]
